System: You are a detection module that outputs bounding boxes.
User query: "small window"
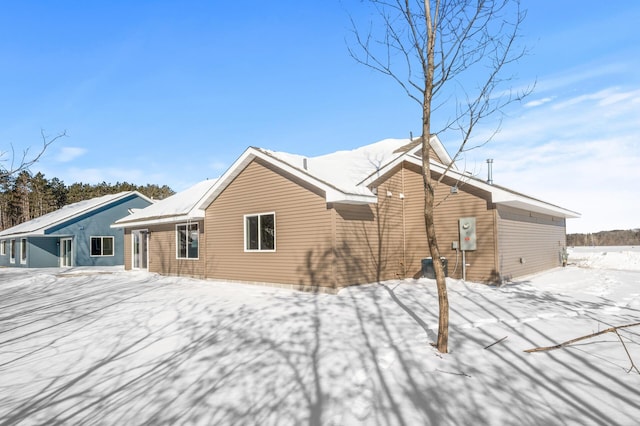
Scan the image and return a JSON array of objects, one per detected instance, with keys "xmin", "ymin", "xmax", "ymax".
[
  {"xmin": 10, "ymin": 239, "xmax": 15, "ymax": 263},
  {"xmin": 176, "ymin": 223, "xmax": 199, "ymax": 259},
  {"xmin": 0, "ymin": 240, "xmax": 5, "ymax": 256},
  {"xmin": 20, "ymin": 238, "xmax": 27, "ymax": 264},
  {"xmin": 90, "ymin": 236, "xmax": 114, "ymax": 256},
  {"xmin": 244, "ymin": 213, "xmax": 275, "ymax": 251}
]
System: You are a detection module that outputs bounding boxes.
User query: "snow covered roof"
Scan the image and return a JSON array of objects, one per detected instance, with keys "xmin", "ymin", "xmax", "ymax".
[
  {"xmin": 264, "ymin": 136, "xmax": 454, "ymax": 196},
  {"xmin": 112, "ymin": 136, "xmax": 578, "ymax": 226},
  {"xmin": 0, "ymin": 191, "xmax": 152, "ymax": 238},
  {"xmin": 358, "ymin": 153, "xmax": 580, "ymax": 218},
  {"xmin": 199, "ymin": 136, "xmax": 450, "ymax": 208},
  {"xmin": 113, "ymin": 179, "xmax": 218, "ymax": 227}
]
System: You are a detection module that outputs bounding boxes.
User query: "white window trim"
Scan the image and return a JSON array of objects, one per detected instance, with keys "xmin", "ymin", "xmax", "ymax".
[
  {"xmin": 244, "ymin": 212, "xmax": 276, "ymax": 252},
  {"xmin": 20, "ymin": 238, "xmax": 27, "ymax": 264},
  {"xmin": 0, "ymin": 240, "xmax": 5, "ymax": 256},
  {"xmin": 10, "ymin": 239, "xmax": 16, "ymax": 263},
  {"xmin": 175, "ymin": 223, "xmax": 199, "ymax": 260},
  {"xmin": 89, "ymin": 236, "xmax": 115, "ymax": 257}
]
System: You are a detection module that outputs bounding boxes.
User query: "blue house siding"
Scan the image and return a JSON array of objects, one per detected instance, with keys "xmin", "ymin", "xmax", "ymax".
[
  {"xmin": 46, "ymin": 194, "xmax": 151, "ymax": 267},
  {"xmin": 28, "ymin": 237, "xmax": 60, "ymax": 268},
  {"xmin": 0, "ymin": 193, "xmax": 152, "ymax": 268},
  {"xmin": 0, "ymin": 239, "xmax": 10, "ymax": 267},
  {"xmin": 0, "ymin": 238, "xmax": 20, "ymax": 268}
]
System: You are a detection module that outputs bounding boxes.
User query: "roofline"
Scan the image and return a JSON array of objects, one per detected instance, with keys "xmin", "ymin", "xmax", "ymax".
[
  {"xmin": 197, "ymin": 147, "xmax": 375, "ymax": 210},
  {"xmin": 358, "ymin": 135, "xmax": 456, "ymax": 187},
  {"xmin": 112, "ymin": 210, "xmax": 205, "ymax": 228},
  {"xmin": 363, "ymin": 154, "xmax": 580, "ymax": 219},
  {"xmin": 0, "ymin": 233, "xmax": 76, "ymax": 239},
  {"xmin": 0, "ymin": 191, "xmax": 151, "ymax": 238}
]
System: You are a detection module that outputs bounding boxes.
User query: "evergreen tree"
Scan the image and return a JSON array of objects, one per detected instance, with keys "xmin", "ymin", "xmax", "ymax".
[{"xmin": 0, "ymin": 173, "xmax": 175, "ymax": 231}]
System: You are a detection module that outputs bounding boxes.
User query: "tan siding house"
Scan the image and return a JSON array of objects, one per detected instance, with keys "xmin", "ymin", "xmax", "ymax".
[
  {"xmin": 205, "ymin": 159, "xmax": 334, "ymax": 289},
  {"xmin": 496, "ymin": 205, "xmax": 567, "ymax": 280},
  {"xmin": 113, "ymin": 137, "xmax": 579, "ymax": 290}
]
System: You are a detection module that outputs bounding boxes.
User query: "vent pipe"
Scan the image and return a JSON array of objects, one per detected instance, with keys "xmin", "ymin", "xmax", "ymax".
[
  {"xmin": 486, "ymin": 159, "xmax": 494, "ymax": 185},
  {"xmin": 303, "ymin": 158, "xmax": 308, "ymax": 170}
]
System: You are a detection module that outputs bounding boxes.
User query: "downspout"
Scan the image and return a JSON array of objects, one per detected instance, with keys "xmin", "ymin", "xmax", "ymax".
[
  {"xmin": 330, "ymin": 203, "xmax": 337, "ymax": 289},
  {"xmin": 401, "ymin": 163, "xmax": 407, "ymax": 277},
  {"xmin": 493, "ymin": 208, "xmax": 502, "ymax": 284}
]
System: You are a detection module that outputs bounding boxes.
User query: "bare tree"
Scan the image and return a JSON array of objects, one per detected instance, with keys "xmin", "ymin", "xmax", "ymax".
[
  {"xmin": 1, "ymin": 129, "xmax": 66, "ymax": 179},
  {"xmin": 349, "ymin": 0, "xmax": 529, "ymax": 353}
]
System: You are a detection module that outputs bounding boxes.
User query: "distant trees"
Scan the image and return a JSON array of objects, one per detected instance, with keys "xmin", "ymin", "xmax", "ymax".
[
  {"xmin": 0, "ymin": 171, "xmax": 174, "ymax": 231},
  {"xmin": 568, "ymin": 230, "xmax": 640, "ymax": 247}
]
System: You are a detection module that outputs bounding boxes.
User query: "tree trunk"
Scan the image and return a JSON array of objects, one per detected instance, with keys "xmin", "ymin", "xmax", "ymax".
[
  {"xmin": 422, "ymin": 135, "xmax": 449, "ymax": 353},
  {"xmin": 423, "ymin": 0, "xmax": 448, "ymax": 354}
]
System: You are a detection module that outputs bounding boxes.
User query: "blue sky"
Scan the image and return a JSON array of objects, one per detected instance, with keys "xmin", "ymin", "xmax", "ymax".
[{"xmin": 1, "ymin": 1, "xmax": 638, "ymax": 234}]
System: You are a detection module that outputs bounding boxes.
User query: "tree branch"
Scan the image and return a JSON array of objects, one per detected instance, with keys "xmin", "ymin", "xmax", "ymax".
[
  {"xmin": 524, "ymin": 322, "xmax": 640, "ymax": 354},
  {"xmin": 1, "ymin": 129, "xmax": 67, "ymax": 179}
]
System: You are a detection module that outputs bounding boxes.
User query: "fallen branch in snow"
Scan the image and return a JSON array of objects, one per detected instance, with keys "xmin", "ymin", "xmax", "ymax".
[
  {"xmin": 525, "ymin": 322, "xmax": 640, "ymax": 374},
  {"xmin": 436, "ymin": 369, "xmax": 471, "ymax": 378},
  {"xmin": 484, "ymin": 336, "xmax": 508, "ymax": 350},
  {"xmin": 524, "ymin": 322, "xmax": 640, "ymax": 353},
  {"xmin": 614, "ymin": 328, "xmax": 640, "ymax": 374}
]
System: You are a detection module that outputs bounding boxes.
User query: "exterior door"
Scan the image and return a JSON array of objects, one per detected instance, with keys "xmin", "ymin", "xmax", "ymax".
[
  {"xmin": 60, "ymin": 238, "xmax": 72, "ymax": 267},
  {"xmin": 132, "ymin": 230, "xmax": 148, "ymax": 270}
]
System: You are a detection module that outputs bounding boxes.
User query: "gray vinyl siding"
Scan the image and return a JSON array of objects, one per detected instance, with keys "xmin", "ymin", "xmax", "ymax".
[{"xmin": 497, "ymin": 205, "xmax": 567, "ymax": 281}]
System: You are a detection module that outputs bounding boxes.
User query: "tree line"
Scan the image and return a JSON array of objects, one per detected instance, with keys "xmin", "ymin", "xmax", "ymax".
[
  {"xmin": 567, "ymin": 229, "xmax": 640, "ymax": 247},
  {"xmin": 0, "ymin": 170, "xmax": 174, "ymax": 231}
]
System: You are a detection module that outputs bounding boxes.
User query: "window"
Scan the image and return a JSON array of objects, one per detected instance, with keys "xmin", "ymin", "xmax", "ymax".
[
  {"xmin": 90, "ymin": 236, "xmax": 114, "ymax": 256},
  {"xmin": 20, "ymin": 238, "xmax": 27, "ymax": 264},
  {"xmin": 177, "ymin": 223, "xmax": 199, "ymax": 259},
  {"xmin": 0, "ymin": 240, "xmax": 5, "ymax": 256},
  {"xmin": 10, "ymin": 240, "xmax": 15, "ymax": 263},
  {"xmin": 244, "ymin": 213, "xmax": 275, "ymax": 251}
]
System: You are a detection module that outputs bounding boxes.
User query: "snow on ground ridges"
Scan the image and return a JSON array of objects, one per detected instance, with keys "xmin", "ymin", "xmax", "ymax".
[{"xmin": 0, "ymin": 247, "xmax": 638, "ymax": 425}]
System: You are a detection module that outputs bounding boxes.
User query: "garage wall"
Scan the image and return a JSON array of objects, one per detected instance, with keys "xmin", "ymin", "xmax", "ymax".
[{"xmin": 497, "ymin": 205, "xmax": 567, "ymax": 281}]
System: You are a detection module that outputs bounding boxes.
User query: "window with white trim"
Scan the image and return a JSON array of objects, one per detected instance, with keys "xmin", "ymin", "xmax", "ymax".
[
  {"xmin": 90, "ymin": 236, "xmax": 114, "ymax": 256},
  {"xmin": 244, "ymin": 213, "xmax": 275, "ymax": 251},
  {"xmin": 176, "ymin": 223, "xmax": 199, "ymax": 259},
  {"xmin": 10, "ymin": 239, "xmax": 15, "ymax": 263},
  {"xmin": 20, "ymin": 238, "xmax": 27, "ymax": 264},
  {"xmin": 0, "ymin": 240, "xmax": 5, "ymax": 256}
]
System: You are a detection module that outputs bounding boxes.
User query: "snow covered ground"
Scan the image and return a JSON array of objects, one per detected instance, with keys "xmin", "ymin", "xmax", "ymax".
[{"xmin": 0, "ymin": 247, "xmax": 638, "ymax": 425}]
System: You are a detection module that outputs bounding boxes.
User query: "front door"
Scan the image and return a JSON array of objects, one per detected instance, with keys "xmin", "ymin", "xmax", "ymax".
[
  {"xmin": 132, "ymin": 230, "xmax": 148, "ymax": 270},
  {"xmin": 60, "ymin": 238, "xmax": 72, "ymax": 267}
]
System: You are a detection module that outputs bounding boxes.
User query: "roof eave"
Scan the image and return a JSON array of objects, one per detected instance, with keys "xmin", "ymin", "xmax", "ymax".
[
  {"xmin": 112, "ymin": 211, "xmax": 205, "ymax": 228},
  {"xmin": 492, "ymin": 198, "xmax": 581, "ymax": 219},
  {"xmin": 197, "ymin": 147, "xmax": 373, "ymax": 209},
  {"xmin": 0, "ymin": 230, "xmax": 46, "ymax": 239},
  {"xmin": 326, "ymin": 191, "xmax": 377, "ymax": 205},
  {"xmin": 361, "ymin": 154, "xmax": 580, "ymax": 219}
]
